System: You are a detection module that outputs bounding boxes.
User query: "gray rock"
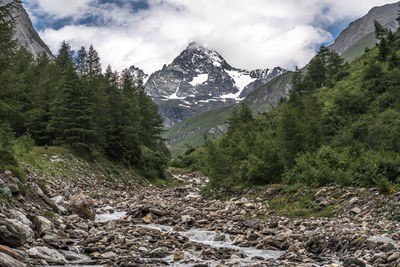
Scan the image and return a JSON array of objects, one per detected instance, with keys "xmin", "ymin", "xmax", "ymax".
[
  {"xmin": 148, "ymin": 208, "xmax": 166, "ymax": 216},
  {"xmin": 181, "ymin": 215, "xmax": 195, "ymax": 225},
  {"xmin": 214, "ymin": 234, "xmax": 226, "ymax": 242},
  {"xmin": 60, "ymin": 250, "xmax": 90, "ymax": 261},
  {"xmin": 351, "ymin": 207, "xmax": 362, "ymax": 214},
  {"xmin": 68, "ymin": 194, "xmax": 95, "ymax": 220},
  {"xmin": 8, "ymin": 210, "xmax": 33, "ymax": 228},
  {"xmin": 388, "ymin": 252, "xmax": 400, "ymax": 262},
  {"xmin": 366, "ymin": 236, "xmax": 398, "ymax": 250},
  {"xmin": 27, "ymin": 246, "xmax": 67, "ymax": 264},
  {"xmin": 0, "ymin": 218, "xmax": 34, "ymax": 248},
  {"xmin": 100, "ymin": 251, "xmax": 118, "ymax": 259},
  {"xmin": 349, "ymin": 197, "xmax": 358, "ymax": 205},
  {"xmin": 343, "ymin": 257, "xmax": 366, "ymax": 267},
  {"xmin": 0, "ymin": 252, "xmax": 26, "ymax": 267},
  {"xmin": 33, "ymin": 216, "xmax": 52, "ymax": 236},
  {"xmin": 51, "ymin": 195, "xmax": 64, "ymax": 204}
]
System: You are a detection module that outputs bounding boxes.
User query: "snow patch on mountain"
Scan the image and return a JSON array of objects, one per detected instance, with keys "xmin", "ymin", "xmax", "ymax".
[
  {"xmin": 226, "ymin": 70, "xmax": 257, "ymax": 91},
  {"xmin": 189, "ymin": 74, "xmax": 209, "ymax": 86},
  {"xmin": 166, "ymin": 86, "xmax": 185, "ymax": 100}
]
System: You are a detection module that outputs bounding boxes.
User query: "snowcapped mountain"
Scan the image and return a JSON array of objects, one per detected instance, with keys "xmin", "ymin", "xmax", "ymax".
[
  {"xmin": 144, "ymin": 42, "xmax": 285, "ymax": 127},
  {"xmin": 128, "ymin": 65, "xmax": 149, "ymax": 85}
]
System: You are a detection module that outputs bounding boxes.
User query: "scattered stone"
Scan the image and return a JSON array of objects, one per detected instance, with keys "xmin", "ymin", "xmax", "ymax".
[
  {"xmin": 33, "ymin": 216, "xmax": 52, "ymax": 236},
  {"xmin": 149, "ymin": 208, "xmax": 166, "ymax": 216},
  {"xmin": 343, "ymin": 257, "xmax": 366, "ymax": 267},
  {"xmin": 0, "ymin": 218, "xmax": 34, "ymax": 248},
  {"xmin": 349, "ymin": 197, "xmax": 358, "ymax": 205},
  {"xmin": 8, "ymin": 210, "xmax": 33, "ymax": 228},
  {"xmin": 181, "ymin": 215, "xmax": 195, "ymax": 225},
  {"xmin": 28, "ymin": 247, "xmax": 68, "ymax": 264},
  {"xmin": 142, "ymin": 213, "xmax": 153, "ymax": 224},
  {"xmin": 388, "ymin": 252, "xmax": 400, "ymax": 262},
  {"xmin": 27, "ymin": 246, "xmax": 67, "ymax": 264},
  {"xmin": 68, "ymin": 194, "xmax": 95, "ymax": 220},
  {"xmin": 0, "ymin": 245, "xmax": 25, "ymax": 262},
  {"xmin": 100, "ymin": 251, "xmax": 118, "ymax": 259},
  {"xmin": 0, "ymin": 252, "xmax": 26, "ymax": 267},
  {"xmin": 174, "ymin": 251, "xmax": 184, "ymax": 261},
  {"xmin": 351, "ymin": 207, "xmax": 361, "ymax": 214},
  {"xmin": 366, "ymin": 236, "xmax": 398, "ymax": 250}
]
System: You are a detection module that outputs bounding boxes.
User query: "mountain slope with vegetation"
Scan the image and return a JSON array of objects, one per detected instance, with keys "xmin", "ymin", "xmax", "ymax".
[
  {"xmin": 174, "ymin": 19, "xmax": 400, "ymax": 193},
  {"xmin": 0, "ymin": 1, "xmax": 169, "ymax": 182},
  {"xmin": 163, "ymin": 102, "xmax": 273, "ymax": 157},
  {"xmin": 329, "ymin": 1, "xmax": 399, "ymax": 60}
]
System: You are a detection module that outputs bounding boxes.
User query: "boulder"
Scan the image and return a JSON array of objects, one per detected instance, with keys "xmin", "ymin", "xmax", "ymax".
[
  {"xmin": 174, "ymin": 251, "xmax": 184, "ymax": 261},
  {"xmin": 33, "ymin": 216, "xmax": 52, "ymax": 236},
  {"xmin": 0, "ymin": 245, "xmax": 25, "ymax": 262},
  {"xmin": 100, "ymin": 251, "xmax": 118, "ymax": 259},
  {"xmin": 27, "ymin": 184, "xmax": 59, "ymax": 213},
  {"xmin": 68, "ymin": 194, "xmax": 96, "ymax": 220},
  {"xmin": 0, "ymin": 218, "xmax": 34, "ymax": 248},
  {"xmin": 27, "ymin": 246, "xmax": 67, "ymax": 264},
  {"xmin": 366, "ymin": 236, "xmax": 398, "ymax": 250},
  {"xmin": 343, "ymin": 257, "xmax": 366, "ymax": 267},
  {"xmin": 0, "ymin": 178, "xmax": 11, "ymax": 197},
  {"xmin": 149, "ymin": 208, "xmax": 166, "ymax": 216},
  {"xmin": 8, "ymin": 210, "xmax": 33, "ymax": 228},
  {"xmin": 181, "ymin": 215, "xmax": 195, "ymax": 225},
  {"xmin": 350, "ymin": 207, "xmax": 361, "ymax": 214},
  {"xmin": 0, "ymin": 252, "xmax": 26, "ymax": 267}
]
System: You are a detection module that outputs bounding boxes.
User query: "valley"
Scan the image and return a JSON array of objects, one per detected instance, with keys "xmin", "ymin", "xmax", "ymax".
[
  {"xmin": 1, "ymin": 1, "xmax": 400, "ymax": 267},
  {"xmin": 1, "ymin": 151, "xmax": 400, "ymax": 266}
]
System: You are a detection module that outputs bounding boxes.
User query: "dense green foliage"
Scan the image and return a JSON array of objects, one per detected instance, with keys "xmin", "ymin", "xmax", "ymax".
[
  {"xmin": 0, "ymin": 1, "xmax": 169, "ymax": 179},
  {"xmin": 175, "ymin": 21, "xmax": 400, "ymax": 190}
]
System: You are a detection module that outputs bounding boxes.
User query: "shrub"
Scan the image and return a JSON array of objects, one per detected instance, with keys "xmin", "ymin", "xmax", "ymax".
[{"xmin": 377, "ymin": 177, "xmax": 391, "ymax": 195}]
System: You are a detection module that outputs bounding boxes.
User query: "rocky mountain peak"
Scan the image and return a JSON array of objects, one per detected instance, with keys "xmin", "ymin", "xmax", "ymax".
[
  {"xmin": 329, "ymin": 1, "xmax": 399, "ymax": 56},
  {"xmin": 144, "ymin": 43, "xmax": 285, "ymax": 127},
  {"xmin": 10, "ymin": 2, "xmax": 53, "ymax": 58},
  {"xmin": 128, "ymin": 65, "xmax": 149, "ymax": 85},
  {"xmin": 171, "ymin": 42, "xmax": 230, "ymax": 71}
]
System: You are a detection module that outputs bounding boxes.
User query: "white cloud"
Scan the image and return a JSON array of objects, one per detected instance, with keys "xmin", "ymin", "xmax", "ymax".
[
  {"xmin": 27, "ymin": 0, "xmax": 399, "ymax": 73},
  {"xmin": 26, "ymin": 0, "xmax": 93, "ymax": 19}
]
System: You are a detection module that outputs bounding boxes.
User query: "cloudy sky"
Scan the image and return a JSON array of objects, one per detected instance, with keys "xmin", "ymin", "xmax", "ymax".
[{"xmin": 23, "ymin": 0, "xmax": 398, "ymax": 73}]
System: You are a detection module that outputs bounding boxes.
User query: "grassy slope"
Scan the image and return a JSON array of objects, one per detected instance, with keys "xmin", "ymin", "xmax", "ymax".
[
  {"xmin": 163, "ymin": 102, "xmax": 273, "ymax": 157},
  {"xmin": 244, "ymin": 71, "xmax": 293, "ymax": 103},
  {"xmin": 9, "ymin": 146, "xmax": 179, "ymax": 191},
  {"xmin": 341, "ymin": 32, "xmax": 376, "ymax": 62}
]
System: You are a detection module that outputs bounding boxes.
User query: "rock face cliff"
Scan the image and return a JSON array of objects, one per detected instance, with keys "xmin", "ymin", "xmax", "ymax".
[
  {"xmin": 10, "ymin": 2, "xmax": 53, "ymax": 58},
  {"xmin": 144, "ymin": 42, "xmax": 284, "ymax": 127},
  {"xmin": 329, "ymin": 1, "xmax": 399, "ymax": 56}
]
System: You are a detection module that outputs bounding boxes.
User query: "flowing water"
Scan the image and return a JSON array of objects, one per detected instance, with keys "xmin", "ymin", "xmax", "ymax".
[{"xmin": 137, "ymin": 223, "xmax": 285, "ymax": 266}]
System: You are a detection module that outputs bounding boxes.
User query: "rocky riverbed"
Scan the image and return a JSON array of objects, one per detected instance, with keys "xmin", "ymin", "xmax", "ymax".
[{"xmin": 0, "ymin": 159, "xmax": 400, "ymax": 266}]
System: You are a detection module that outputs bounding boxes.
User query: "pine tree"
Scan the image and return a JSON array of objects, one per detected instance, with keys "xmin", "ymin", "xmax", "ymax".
[
  {"xmin": 87, "ymin": 45, "xmax": 101, "ymax": 80},
  {"xmin": 374, "ymin": 20, "xmax": 387, "ymax": 41},
  {"xmin": 307, "ymin": 57, "xmax": 326, "ymax": 88},
  {"xmin": 75, "ymin": 46, "xmax": 88, "ymax": 77},
  {"xmin": 50, "ymin": 42, "xmax": 95, "ymax": 151},
  {"xmin": 56, "ymin": 41, "xmax": 73, "ymax": 72}
]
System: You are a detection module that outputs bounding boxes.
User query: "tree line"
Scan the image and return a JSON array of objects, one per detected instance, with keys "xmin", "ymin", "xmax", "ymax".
[{"xmin": 0, "ymin": 1, "xmax": 169, "ymax": 180}]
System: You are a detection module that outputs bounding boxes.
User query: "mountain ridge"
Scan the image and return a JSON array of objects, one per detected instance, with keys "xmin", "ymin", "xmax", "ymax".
[
  {"xmin": 143, "ymin": 42, "xmax": 285, "ymax": 127},
  {"xmin": 329, "ymin": 1, "xmax": 399, "ymax": 58}
]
